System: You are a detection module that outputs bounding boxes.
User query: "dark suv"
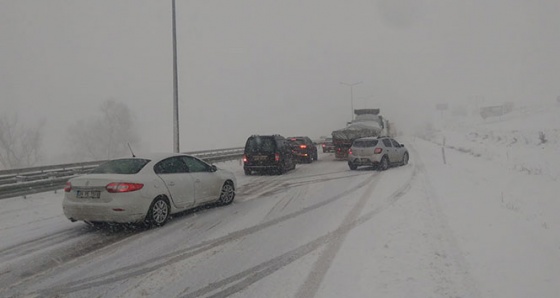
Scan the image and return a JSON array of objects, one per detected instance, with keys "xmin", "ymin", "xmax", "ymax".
[
  {"xmin": 243, "ymin": 135, "xmax": 296, "ymax": 175},
  {"xmin": 288, "ymin": 136, "xmax": 318, "ymax": 163}
]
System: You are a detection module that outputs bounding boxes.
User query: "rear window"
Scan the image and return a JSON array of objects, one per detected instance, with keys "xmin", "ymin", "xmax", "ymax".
[
  {"xmin": 90, "ymin": 158, "xmax": 150, "ymax": 174},
  {"xmin": 289, "ymin": 138, "xmax": 305, "ymax": 145},
  {"xmin": 352, "ymin": 140, "xmax": 378, "ymax": 147},
  {"xmin": 245, "ymin": 137, "xmax": 276, "ymax": 153}
]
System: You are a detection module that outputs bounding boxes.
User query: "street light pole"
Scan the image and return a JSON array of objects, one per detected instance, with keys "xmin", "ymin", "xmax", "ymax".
[
  {"xmin": 340, "ymin": 81, "xmax": 362, "ymax": 121},
  {"xmin": 171, "ymin": 0, "xmax": 180, "ymax": 153}
]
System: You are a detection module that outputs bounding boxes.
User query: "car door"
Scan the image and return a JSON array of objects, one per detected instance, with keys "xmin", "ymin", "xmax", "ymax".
[
  {"xmin": 181, "ymin": 156, "xmax": 222, "ymax": 204},
  {"xmin": 390, "ymin": 139, "xmax": 405, "ymax": 162},
  {"xmin": 154, "ymin": 157, "xmax": 195, "ymax": 209},
  {"xmin": 381, "ymin": 138, "xmax": 396, "ymax": 162},
  {"xmin": 278, "ymin": 138, "xmax": 294, "ymax": 169}
]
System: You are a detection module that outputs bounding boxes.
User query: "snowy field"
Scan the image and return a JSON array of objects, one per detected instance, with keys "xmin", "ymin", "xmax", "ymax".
[{"xmin": 0, "ymin": 103, "xmax": 559, "ymax": 297}]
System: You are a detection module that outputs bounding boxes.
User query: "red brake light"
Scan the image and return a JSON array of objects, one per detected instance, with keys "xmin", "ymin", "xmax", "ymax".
[
  {"xmin": 243, "ymin": 154, "xmax": 248, "ymax": 163},
  {"xmin": 64, "ymin": 182, "xmax": 72, "ymax": 192},
  {"xmin": 300, "ymin": 145, "xmax": 307, "ymax": 149},
  {"xmin": 322, "ymin": 144, "xmax": 326, "ymax": 147},
  {"xmin": 106, "ymin": 182, "xmax": 144, "ymax": 193},
  {"xmin": 348, "ymin": 149, "xmax": 353, "ymax": 155},
  {"xmin": 374, "ymin": 148, "xmax": 383, "ymax": 154},
  {"xmin": 275, "ymin": 153, "xmax": 280, "ymax": 162}
]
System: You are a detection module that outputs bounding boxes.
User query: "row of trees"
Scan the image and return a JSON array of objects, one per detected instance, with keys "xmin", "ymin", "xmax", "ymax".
[{"xmin": 0, "ymin": 100, "xmax": 140, "ymax": 170}]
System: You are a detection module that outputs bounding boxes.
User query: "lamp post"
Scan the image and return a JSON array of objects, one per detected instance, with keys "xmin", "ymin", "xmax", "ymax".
[
  {"xmin": 172, "ymin": 0, "xmax": 180, "ymax": 153},
  {"xmin": 340, "ymin": 81, "xmax": 362, "ymax": 121}
]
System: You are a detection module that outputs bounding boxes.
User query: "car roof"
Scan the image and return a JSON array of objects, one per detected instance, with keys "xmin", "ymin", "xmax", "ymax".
[{"xmin": 110, "ymin": 152, "xmax": 195, "ymax": 163}]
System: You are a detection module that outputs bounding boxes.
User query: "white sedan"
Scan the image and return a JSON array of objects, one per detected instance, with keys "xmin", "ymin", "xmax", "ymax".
[{"xmin": 62, "ymin": 153, "xmax": 236, "ymax": 227}]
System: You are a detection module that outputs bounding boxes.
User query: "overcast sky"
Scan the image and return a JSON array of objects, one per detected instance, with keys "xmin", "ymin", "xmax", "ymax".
[{"xmin": 1, "ymin": 0, "xmax": 559, "ymax": 162}]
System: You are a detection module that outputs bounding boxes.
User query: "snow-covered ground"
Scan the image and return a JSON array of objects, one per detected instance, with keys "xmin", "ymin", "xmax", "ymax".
[{"xmin": 0, "ymin": 103, "xmax": 558, "ymax": 297}]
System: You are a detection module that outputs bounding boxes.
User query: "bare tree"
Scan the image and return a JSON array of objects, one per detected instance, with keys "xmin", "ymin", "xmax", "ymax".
[
  {"xmin": 67, "ymin": 100, "xmax": 140, "ymax": 161},
  {"xmin": 0, "ymin": 114, "xmax": 43, "ymax": 169}
]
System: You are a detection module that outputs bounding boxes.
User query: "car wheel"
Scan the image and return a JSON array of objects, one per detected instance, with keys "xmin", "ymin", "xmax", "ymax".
[
  {"xmin": 145, "ymin": 196, "xmax": 170, "ymax": 227},
  {"xmin": 378, "ymin": 156, "xmax": 389, "ymax": 171},
  {"xmin": 348, "ymin": 162, "xmax": 357, "ymax": 170},
  {"xmin": 217, "ymin": 181, "xmax": 235, "ymax": 205},
  {"xmin": 401, "ymin": 152, "xmax": 409, "ymax": 166},
  {"xmin": 313, "ymin": 151, "xmax": 318, "ymax": 161},
  {"xmin": 277, "ymin": 164, "xmax": 285, "ymax": 175}
]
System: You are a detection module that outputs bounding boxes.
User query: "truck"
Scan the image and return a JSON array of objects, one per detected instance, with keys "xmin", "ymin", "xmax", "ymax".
[{"xmin": 332, "ymin": 109, "xmax": 388, "ymax": 159}]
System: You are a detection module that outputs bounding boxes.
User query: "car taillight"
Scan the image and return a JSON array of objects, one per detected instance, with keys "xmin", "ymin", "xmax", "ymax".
[
  {"xmin": 322, "ymin": 144, "xmax": 326, "ymax": 147},
  {"xmin": 300, "ymin": 145, "xmax": 307, "ymax": 149},
  {"xmin": 348, "ymin": 149, "xmax": 353, "ymax": 155},
  {"xmin": 275, "ymin": 153, "xmax": 280, "ymax": 162},
  {"xmin": 106, "ymin": 182, "xmax": 144, "ymax": 193},
  {"xmin": 374, "ymin": 148, "xmax": 383, "ymax": 154},
  {"xmin": 243, "ymin": 154, "xmax": 248, "ymax": 163},
  {"xmin": 64, "ymin": 182, "xmax": 72, "ymax": 192}
]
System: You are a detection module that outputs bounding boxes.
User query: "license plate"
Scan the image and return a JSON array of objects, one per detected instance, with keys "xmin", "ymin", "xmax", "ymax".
[
  {"xmin": 253, "ymin": 155, "xmax": 268, "ymax": 161},
  {"xmin": 77, "ymin": 190, "xmax": 101, "ymax": 199}
]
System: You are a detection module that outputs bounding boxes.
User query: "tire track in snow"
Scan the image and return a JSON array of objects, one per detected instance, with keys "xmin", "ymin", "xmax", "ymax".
[
  {"xmin": 0, "ymin": 227, "xmax": 142, "ymax": 293},
  {"xmin": 295, "ymin": 162, "xmax": 417, "ymax": 298},
  {"xmin": 237, "ymin": 171, "xmax": 369, "ymax": 202},
  {"xmin": 294, "ymin": 172, "xmax": 380, "ymax": 298},
  {"xmin": 179, "ymin": 167, "xmax": 416, "ymax": 298},
  {"xmin": 23, "ymin": 175, "xmax": 374, "ymax": 297}
]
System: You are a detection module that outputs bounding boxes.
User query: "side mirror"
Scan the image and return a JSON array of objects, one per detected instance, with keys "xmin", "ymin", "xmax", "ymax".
[{"xmin": 211, "ymin": 165, "xmax": 218, "ymax": 172}]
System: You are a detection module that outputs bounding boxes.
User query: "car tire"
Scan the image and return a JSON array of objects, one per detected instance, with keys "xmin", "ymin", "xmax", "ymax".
[
  {"xmin": 401, "ymin": 152, "xmax": 409, "ymax": 166},
  {"xmin": 378, "ymin": 156, "xmax": 389, "ymax": 171},
  {"xmin": 313, "ymin": 151, "xmax": 318, "ymax": 161},
  {"xmin": 348, "ymin": 162, "xmax": 357, "ymax": 170},
  {"xmin": 145, "ymin": 196, "xmax": 170, "ymax": 227},
  {"xmin": 217, "ymin": 181, "xmax": 235, "ymax": 205}
]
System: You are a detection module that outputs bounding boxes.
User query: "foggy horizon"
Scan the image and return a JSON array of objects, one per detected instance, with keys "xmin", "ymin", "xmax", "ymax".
[{"xmin": 2, "ymin": 0, "xmax": 559, "ymax": 165}]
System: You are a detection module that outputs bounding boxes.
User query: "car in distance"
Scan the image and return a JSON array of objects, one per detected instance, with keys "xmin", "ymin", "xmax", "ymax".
[
  {"xmin": 243, "ymin": 134, "xmax": 296, "ymax": 175},
  {"xmin": 348, "ymin": 137, "xmax": 409, "ymax": 171},
  {"xmin": 288, "ymin": 136, "xmax": 318, "ymax": 163},
  {"xmin": 322, "ymin": 137, "xmax": 334, "ymax": 153},
  {"xmin": 62, "ymin": 153, "xmax": 236, "ymax": 227}
]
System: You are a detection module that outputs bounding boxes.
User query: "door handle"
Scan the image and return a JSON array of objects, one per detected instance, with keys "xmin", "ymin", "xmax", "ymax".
[{"xmin": 168, "ymin": 182, "xmax": 175, "ymax": 186}]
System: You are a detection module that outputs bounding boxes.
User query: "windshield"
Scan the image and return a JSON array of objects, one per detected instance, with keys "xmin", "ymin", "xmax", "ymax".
[{"xmin": 90, "ymin": 159, "xmax": 150, "ymax": 174}]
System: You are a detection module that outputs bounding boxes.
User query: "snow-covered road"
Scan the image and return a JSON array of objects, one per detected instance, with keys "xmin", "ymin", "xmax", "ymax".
[{"xmin": 1, "ymin": 105, "xmax": 559, "ymax": 298}]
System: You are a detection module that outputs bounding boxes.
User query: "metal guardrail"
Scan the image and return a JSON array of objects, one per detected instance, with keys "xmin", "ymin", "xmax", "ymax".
[{"xmin": 0, "ymin": 148, "xmax": 244, "ymax": 200}]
